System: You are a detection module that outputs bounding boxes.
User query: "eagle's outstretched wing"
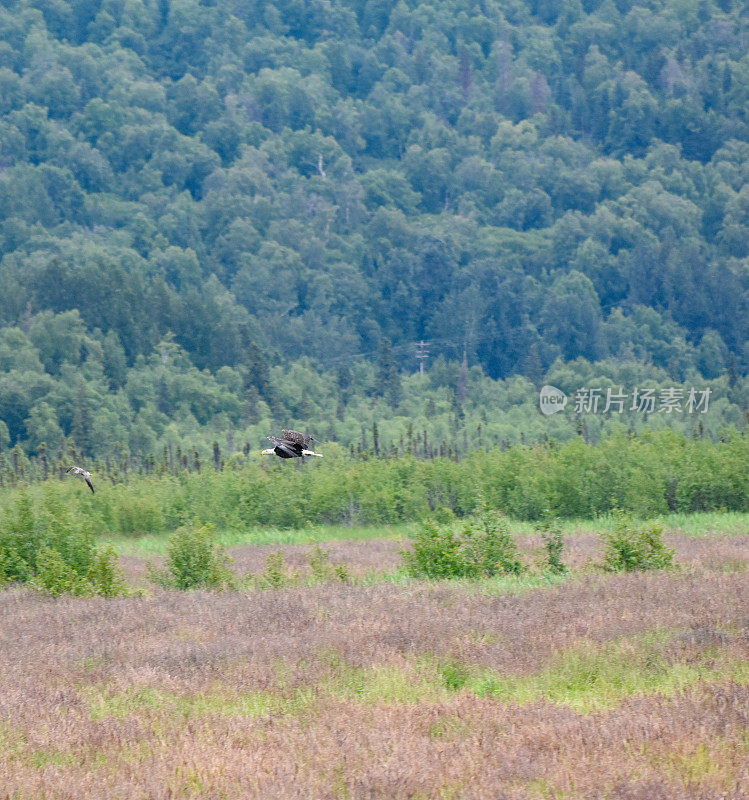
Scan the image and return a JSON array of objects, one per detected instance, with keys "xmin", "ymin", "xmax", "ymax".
[
  {"xmin": 281, "ymin": 429, "xmax": 314, "ymax": 447},
  {"xmin": 67, "ymin": 465, "xmax": 94, "ymax": 492},
  {"xmin": 267, "ymin": 435, "xmax": 303, "ymax": 457}
]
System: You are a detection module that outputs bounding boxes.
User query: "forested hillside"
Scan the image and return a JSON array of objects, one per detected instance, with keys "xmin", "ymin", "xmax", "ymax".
[{"xmin": 0, "ymin": 0, "xmax": 747, "ymax": 459}]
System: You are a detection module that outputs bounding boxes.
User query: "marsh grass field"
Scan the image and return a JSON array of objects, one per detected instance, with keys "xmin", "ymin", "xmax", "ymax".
[{"xmin": 1, "ymin": 513, "xmax": 747, "ymax": 799}]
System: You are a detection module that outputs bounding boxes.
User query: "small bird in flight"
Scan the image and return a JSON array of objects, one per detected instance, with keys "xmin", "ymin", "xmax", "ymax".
[
  {"xmin": 262, "ymin": 430, "xmax": 323, "ymax": 459},
  {"xmin": 66, "ymin": 465, "xmax": 94, "ymax": 493}
]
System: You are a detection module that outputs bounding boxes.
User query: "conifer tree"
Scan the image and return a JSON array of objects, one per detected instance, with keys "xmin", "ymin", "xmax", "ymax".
[
  {"xmin": 72, "ymin": 381, "xmax": 93, "ymax": 457},
  {"xmin": 377, "ymin": 338, "xmax": 402, "ymax": 408}
]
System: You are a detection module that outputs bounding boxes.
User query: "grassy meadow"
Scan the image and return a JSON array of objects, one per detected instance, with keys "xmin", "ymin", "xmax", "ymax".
[{"xmin": 1, "ymin": 500, "xmax": 747, "ymax": 798}]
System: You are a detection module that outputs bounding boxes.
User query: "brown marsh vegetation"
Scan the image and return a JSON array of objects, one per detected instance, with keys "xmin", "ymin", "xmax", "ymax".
[{"xmin": 1, "ymin": 529, "xmax": 747, "ymax": 799}]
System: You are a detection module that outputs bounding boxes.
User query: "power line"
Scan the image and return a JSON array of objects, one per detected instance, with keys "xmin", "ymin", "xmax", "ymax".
[
  {"xmin": 316, "ymin": 329, "xmax": 496, "ymax": 368},
  {"xmin": 415, "ymin": 340, "xmax": 429, "ymax": 374}
]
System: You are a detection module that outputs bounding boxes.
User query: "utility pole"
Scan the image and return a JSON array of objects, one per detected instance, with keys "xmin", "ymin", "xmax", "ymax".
[{"xmin": 415, "ymin": 340, "xmax": 429, "ymax": 374}]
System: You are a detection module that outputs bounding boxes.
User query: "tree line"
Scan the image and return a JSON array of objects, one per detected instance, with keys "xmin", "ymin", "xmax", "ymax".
[
  {"xmin": 1, "ymin": 431, "xmax": 746, "ymax": 536},
  {"xmin": 0, "ymin": 323, "xmax": 745, "ymax": 466}
]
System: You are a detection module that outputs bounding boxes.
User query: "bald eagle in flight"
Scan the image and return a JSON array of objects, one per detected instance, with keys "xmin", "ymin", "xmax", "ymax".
[{"xmin": 262, "ymin": 430, "xmax": 323, "ymax": 459}]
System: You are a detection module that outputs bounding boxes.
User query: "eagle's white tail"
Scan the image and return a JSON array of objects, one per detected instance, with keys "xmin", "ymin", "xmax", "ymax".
[{"xmin": 302, "ymin": 450, "xmax": 323, "ymax": 457}]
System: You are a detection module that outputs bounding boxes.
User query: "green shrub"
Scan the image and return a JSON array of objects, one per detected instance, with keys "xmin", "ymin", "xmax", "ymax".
[
  {"xmin": 431, "ymin": 506, "xmax": 456, "ymax": 525},
  {"xmin": 0, "ymin": 491, "xmax": 39, "ymax": 581},
  {"xmin": 1, "ymin": 433, "xmax": 744, "ymax": 538},
  {"xmin": 0, "ymin": 552, "xmax": 8, "ymax": 588},
  {"xmin": 32, "ymin": 547, "xmax": 94, "ymax": 597},
  {"xmin": 332, "ymin": 563, "xmax": 351, "ymax": 583},
  {"xmin": 88, "ymin": 546, "xmax": 128, "ymax": 597},
  {"xmin": 307, "ymin": 544, "xmax": 350, "ymax": 584},
  {"xmin": 463, "ymin": 511, "xmax": 524, "ymax": 576},
  {"xmin": 41, "ymin": 497, "xmax": 96, "ymax": 578},
  {"xmin": 401, "ymin": 520, "xmax": 461, "ymax": 579},
  {"xmin": 539, "ymin": 521, "xmax": 567, "ymax": 575},
  {"xmin": 255, "ymin": 551, "xmax": 297, "ymax": 589},
  {"xmin": 0, "ymin": 547, "xmax": 31, "ymax": 586},
  {"xmin": 403, "ymin": 510, "xmax": 524, "ymax": 579},
  {"xmin": 438, "ymin": 659, "xmax": 471, "ymax": 691},
  {"xmin": 115, "ymin": 494, "xmax": 165, "ymax": 536},
  {"xmin": 601, "ymin": 512, "xmax": 675, "ymax": 572},
  {"xmin": 152, "ymin": 522, "xmax": 234, "ymax": 590},
  {"xmin": 0, "ymin": 490, "xmax": 128, "ymax": 596},
  {"xmin": 308, "ymin": 544, "xmax": 331, "ymax": 582}
]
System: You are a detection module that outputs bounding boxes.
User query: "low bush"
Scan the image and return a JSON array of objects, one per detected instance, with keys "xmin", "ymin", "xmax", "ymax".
[
  {"xmin": 151, "ymin": 522, "xmax": 235, "ymax": 590},
  {"xmin": 403, "ymin": 509, "xmax": 525, "ymax": 579},
  {"xmin": 115, "ymin": 494, "xmax": 165, "ymax": 537},
  {"xmin": 254, "ymin": 551, "xmax": 298, "ymax": 589},
  {"xmin": 88, "ymin": 546, "xmax": 129, "ymax": 597},
  {"xmin": 248, "ymin": 546, "xmax": 350, "ymax": 590},
  {"xmin": 308, "ymin": 544, "xmax": 351, "ymax": 584},
  {"xmin": 32, "ymin": 546, "xmax": 94, "ymax": 596},
  {"xmin": 539, "ymin": 521, "xmax": 567, "ymax": 575},
  {"xmin": 601, "ymin": 511, "xmax": 675, "ymax": 572}
]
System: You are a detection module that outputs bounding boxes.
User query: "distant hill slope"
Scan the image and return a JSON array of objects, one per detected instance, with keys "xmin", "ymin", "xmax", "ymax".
[{"xmin": 0, "ymin": 0, "xmax": 746, "ymax": 455}]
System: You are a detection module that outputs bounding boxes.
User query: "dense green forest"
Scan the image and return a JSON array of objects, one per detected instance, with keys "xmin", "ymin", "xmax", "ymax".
[{"xmin": 0, "ymin": 0, "xmax": 746, "ymax": 459}]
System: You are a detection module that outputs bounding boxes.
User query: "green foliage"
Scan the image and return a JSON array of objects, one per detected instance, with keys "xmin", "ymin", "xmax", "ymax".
[
  {"xmin": 0, "ymin": 491, "xmax": 38, "ymax": 581},
  {"xmin": 332, "ymin": 563, "xmax": 351, "ymax": 583},
  {"xmin": 255, "ymin": 551, "xmax": 297, "ymax": 589},
  {"xmin": 40, "ymin": 494, "xmax": 96, "ymax": 578},
  {"xmin": 0, "ymin": 432, "xmax": 746, "ymax": 548},
  {"xmin": 113, "ymin": 493, "xmax": 165, "ymax": 537},
  {"xmin": 308, "ymin": 544, "xmax": 331, "ymax": 582},
  {"xmin": 403, "ymin": 510, "xmax": 524, "ymax": 579},
  {"xmin": 307, "ymin": 544, "xmax": 350, "ymax": 584},
  {"xmin": 32, "ymin": 546, "xmax": 93, "ymax": 597},
  {"xmin": 601, "ymin": 511, "xmax": 675, "ymax": 573},
  {"xmin": 539, "ymin": 520, "xmax": 567, "ymax": 575},
  {"xmin": 0, "ymin": 552, "xmax": 9, "ymax": 588},
  {"xmin": 0, "ymin": 488, "xmax": 127, "ymax": 595},
  {"xmin": 432, "ymin": 506, "xmax": 456, "ymax": 525},
  {"xmin": 87, "ymin": 545, "xmax": 128, "ymax": 597},
  {"xmin": 154, "ymin": 522, "xmax": 234, "ymax": 590},
  {"xmin": 438, "ymin": 660, "xmax": 472, "ymax": 692},
  {"xmin": 402, "ymin": 521, "xmax": 460, "ymax": 579}
]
